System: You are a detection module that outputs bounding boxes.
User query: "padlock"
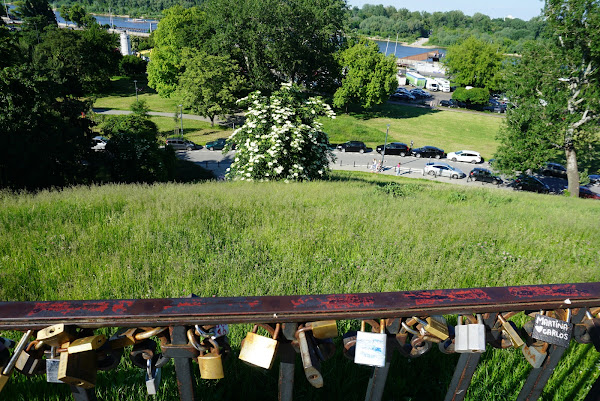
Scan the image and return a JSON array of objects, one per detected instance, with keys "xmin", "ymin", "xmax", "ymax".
[
  {"xmin": 198, "ymin": 338, "xmax": 224, "ymax": 380},
  {"xmin": 532, "ymin": 308, "xmax": 573, "ymax": 348},
  {"xmin": 342, "ymin": 331, "xmax": 357, "ymax": 361},
  {"xmin": 522, "ymin": 342, "xmax": 549, "ymax": 368},
  {"xmin": 454, "ymin": 316, "xmax": 469, "ymax": 353},
  {"xmin": 57, "ymin": 350, "xmax": 97, "ymax": 388},
  {"xmin": 306, "ymin": 320, "xmax": 338, "ymax": 339},
  {"xmin": 130, "ymin": 339, "xmax": 157, "ymax": 369},
  {"xmin": 354, "ymin": 319, "xmax": 387, "ymax": 367},
  {"xmin": 109, "ymin": 328, "xmax": 139, "ymax": 349},
  {"xmin": 0, "ymin": 330, "xmax": 33, "ymax": 393},
  {"xmin": 238, "ymin": 324, "xmax": 280, "ymax": 369},
  {"xmin": 583, "ymin": 310, "xmax": 600, "ymax": 352},
  {"xmin": 45, "ymin": 347, "xmax": 62, "ymax": 383},
  {"xmin": 36, "ymin": 324, "xmax": 76, "ymax": 347},
  {"xmin": 497, "ymin": 314, "xmax": 524, "ymax": 348},
  {"xmin": 15, "ymin": 341, "xmax": 46, "ymax": 376},
  {"xmin": 68, "ymin": 335, "xmax": 107, "ymax": 354},
  {"xmin": 145, "ymin": 357, "xmax": 162, "ymax": 395},
  {"xmin": 296, "ymin": 325, "xmax": 323, "ymax": 388},
  {"xmin": 412, "ymin": 316, "xmax": 449, "ymax": 340},
  {"xmin": 467, "ymin": 314, "xmax": 486, "ymax": 353}
]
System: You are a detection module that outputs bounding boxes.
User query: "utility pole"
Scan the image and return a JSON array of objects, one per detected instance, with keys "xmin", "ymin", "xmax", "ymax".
[
  {"xmin": 381, "ymin": 124, "xmax": 390, "ymax": 166},
  {"xmin": 179, "ymin": 104, "xmax": 183, "ymax": 137},
  {"xmin": 133, "ymin": 80, "xmax": 138, "ymax": 102}
]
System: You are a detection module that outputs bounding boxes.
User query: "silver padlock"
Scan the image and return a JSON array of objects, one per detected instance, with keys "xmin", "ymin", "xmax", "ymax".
[
  {"xmin": 45, "ymin": 347, "xmax": 62, "ymax": 383},
  {"xmin": 467, "ymin": 314, "xmax": 486, "ymax": 353},
  {"xmin": 454, "ymin": 316, "xmax": 469, "ymax": 353},
  {"xmin": 354, "ymin": 320, "xmax": 386, "ymax": 367},
  {"xmin": 145, "ymin": 358, "xmax": 161, "ymax": 395}
]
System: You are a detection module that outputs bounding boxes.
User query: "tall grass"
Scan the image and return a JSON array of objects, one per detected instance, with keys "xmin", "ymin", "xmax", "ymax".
[{"xmin": 0, "ymin": 173, "xmax": 598, "ymax": 400}]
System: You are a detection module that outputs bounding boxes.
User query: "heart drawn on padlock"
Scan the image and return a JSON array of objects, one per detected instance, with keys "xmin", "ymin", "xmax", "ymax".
[{"xmin": 535, "ymin": 326, "xmax": 543, "ymax": 333}]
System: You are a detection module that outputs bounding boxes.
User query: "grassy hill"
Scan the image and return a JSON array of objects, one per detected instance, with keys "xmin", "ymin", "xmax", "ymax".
[{"xmin": 1, "ymin": 172, "xmax": 598, "ymax": 400}]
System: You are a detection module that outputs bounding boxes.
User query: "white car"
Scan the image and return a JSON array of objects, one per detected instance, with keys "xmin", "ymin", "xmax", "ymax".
[
  {"xmin": 92, "ymin": 136, "xmax": 108, "ymax": 151},
  {"xmin": 447, "ymin": 150, "xmax": 482, "ymax": 164},
  {"xmin": 424, "ymin": 162, "xmax": 466, "ymax": 179}
]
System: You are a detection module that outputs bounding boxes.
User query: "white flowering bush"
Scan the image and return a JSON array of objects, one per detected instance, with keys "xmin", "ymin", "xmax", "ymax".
[{"xmin": 225, "ymin": 84, "xmax": 336, "ymax": 181}]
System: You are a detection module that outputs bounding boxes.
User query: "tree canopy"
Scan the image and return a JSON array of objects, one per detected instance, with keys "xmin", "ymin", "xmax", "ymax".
[
  {"xmin": 333, "ymin": 40, "xmax": 398, "ymax": 110},
  {"xmin": 178, "ymin": 50, "xmax": 245, "ymax": 126},
  {"xmin": 444, "ymin": 36, "xmax": 505, "ymax": 91},
  {"xmin": 495, "ymin": 0, "xmax": 600, "ymax": 196}
]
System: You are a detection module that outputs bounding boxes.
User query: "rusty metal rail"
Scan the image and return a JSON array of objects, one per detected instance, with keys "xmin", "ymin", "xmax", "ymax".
[
  {"xmin": 1, "ymin": 283, "xmax": 599, "ymax": 329},
  {"xmin": 0, "ymin": 282, "xmax": 599, "ymax": 401}
]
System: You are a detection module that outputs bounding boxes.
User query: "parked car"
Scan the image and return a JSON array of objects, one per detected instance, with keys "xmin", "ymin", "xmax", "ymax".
[
  {"xmin": 205, "ymin": 138, "xmax": 229, "ymax": 151},
  {"xmin": 510, "ymin": 175, "xmax": 550, "ymax": 194},
  {"xmin": 166, "ymin": 137, "xmax": 201, "ymax": 150},
  {"xmin": 440, "ymin": 99, "xmax": 463, "ymax": 108},
  {"xmin": 92, "ymin": 136, "xmax": 108, "ymax": 151},
  {"xmin": 483, "ymin": 103, "xmax": 507, "ymax": 113},
  {"xmin": 579, "ymin": 186, "xmax": 600, "ymax": 199},
  {"xmin": 390, "ymin": 92, "xmax": 415, "ymax": 101},
  {"xmin": 447, "ymin": 150, "xmax": 482, "ymax": 164},
  {"xmin": 540, "ymin": 162, "xmax": 567, "ymax": 178},
  {"xmin": 411, "ymin": 146, "xmax": 445, "ymax": 159},
  {"xmin": 337, "ymin": 141, "xmax": 368, "ymax": 153},
  {"xmin": 589, "ymin": 175, "xmax": 600, "ymax": 186},
  {"xmin": 410, "ymin": 88, "xmax": 432, "ymax": 98},
  {"xmin": 424, "ymin": 162, "xmax": 466, "ymax": 179},
  {"xmin": 467, "ymin": 168, "xmax": 503, "ymax": 185},
  {"xmin": 375, "ymin": 142, "xmax": 411, "ymax": 156}
]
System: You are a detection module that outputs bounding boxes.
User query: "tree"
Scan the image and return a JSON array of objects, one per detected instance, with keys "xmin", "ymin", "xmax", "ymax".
[
  {"xmin": 59, "ymin": 3, "xmax": 96, "ymax": 28},
  {"xmin": 101, "ymin": 114, "xmax": 176, "ymax": 183},
  {"xmin": 14, "ymin": 0, "xmax": 56, "ymax": 29},
  {"xmin": 452, "ymin": 87, "xmax": 489, "ymax": 105},
  {"xmin": 444, "ymin": 36, "xmax": 505, "ymax": 91},
  {"xmin": 146, "ymin": 5, "xmax": 210, "ymax": 97},
  {"xmin": 119, "ymin": 55, "xmax": 147, "ymax": 77},
  {"xmin": 226, "ymin": 84, "xmax": 335, "ymax": 181},
  {"xmin": 333, "ymin": 40, "xmax": 397, "ymax": 110},
  {"xmin": 495, "ymin": 0, "xmax": 600, "ymax": 197},
  {"xmin": 178, "ymin": 50, "xmax": 245, "ymax": 126}
]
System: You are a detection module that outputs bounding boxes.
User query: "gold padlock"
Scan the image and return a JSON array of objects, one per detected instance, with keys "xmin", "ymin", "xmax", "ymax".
[
  {"xmin": 68, "ymin": 335, "xmax": 107, "ymax": 354},
  {"xmin": 57, "ymin": 350, "xmax": 97, "ymax": 388},
  {"xmin": 198, "ymin": 338, "xmax": 224, "ymax": 380},
  {"xmin": 36, "ymin": 324, "xmax": 76, "ymax": 347},
  {"xmin": 238, "ymin": 324, "xmax": 280, "ymax": 370},
  {"xmin": 498, "ymin": 314, "xmax": 524, "ymax": 348},
  {"xmin": 307, "ymin": 320, "xmax": 338, "ymax": 339}
]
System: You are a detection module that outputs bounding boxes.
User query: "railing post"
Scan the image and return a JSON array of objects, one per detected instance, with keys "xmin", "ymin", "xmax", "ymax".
[
  {"xmin": 364, "ymin": 361, "xmax": 390, "ymax": 401},
  {"xmin": 443, "ymin": 353, "xmax": 481, "ymax": 401},
  {"xmin": 170, "ymin": 326, "xmax": 195, "ymax": 401},
  {"xmin": 70, "ymin": 385, "xmax": 97, "ymax": 401},
  {"xmin": 278, "ymin": 342, "xmax": 295, "ymax": 401}
]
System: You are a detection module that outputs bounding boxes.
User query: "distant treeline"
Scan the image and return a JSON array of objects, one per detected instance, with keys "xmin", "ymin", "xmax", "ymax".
[
  {"xmin": 50, "ymin": 0, "xmax": 205, "ymax": 17},
  {"xmin": 350, "ymin": 5, "xmax": 546, "ymax": 53}
]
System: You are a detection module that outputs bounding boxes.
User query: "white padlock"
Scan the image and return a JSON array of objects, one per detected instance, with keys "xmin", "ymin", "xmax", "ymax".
[{"xmin": 354, "ymin": 320, "xmax": 386, "ymax": 367}]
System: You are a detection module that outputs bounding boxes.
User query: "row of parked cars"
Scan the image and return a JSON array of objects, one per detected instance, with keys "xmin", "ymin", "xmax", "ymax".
[
  {"xmin": 440, "ymin": 97, "xmax": 508, "ymax": 113},
  {"xmin": 165, "ymin": 137, "xmax": 233, "ymax": 151},
  {"xmin": 389, "ymin": 87, "xmax": 433, "ymax": 102}
]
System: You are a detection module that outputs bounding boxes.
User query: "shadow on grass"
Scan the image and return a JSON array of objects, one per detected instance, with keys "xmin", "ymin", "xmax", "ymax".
[
  {"xmin": 172, "ymin": 159, "xmax": 215, "ymax": 182},
  {"xmin": 347, "ymin": 102, "xmax": 441, "ymax": 121},
  {"xmin": 96, "ymin": 76, "xmax": 157, "ymax": 98}
]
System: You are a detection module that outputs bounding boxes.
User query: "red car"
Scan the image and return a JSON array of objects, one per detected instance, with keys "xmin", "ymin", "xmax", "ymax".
[{"xmin": 579, "ymin": 186, "xmax": 600, "ymax": 199}]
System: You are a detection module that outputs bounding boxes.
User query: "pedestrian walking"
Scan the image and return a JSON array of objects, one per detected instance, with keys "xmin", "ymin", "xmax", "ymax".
[
  {"xmin": 371, "ymin": 158, "xmax": 377, "ymax": 172},
  {"xmin": 396, "ymin": 161, "xmax": 401, "ymax": 176}
]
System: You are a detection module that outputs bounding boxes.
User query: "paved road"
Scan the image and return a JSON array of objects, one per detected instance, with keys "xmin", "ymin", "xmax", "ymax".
[{"xmin": 179, "ymin": 148, "xmax": 600, "ymax": 196}]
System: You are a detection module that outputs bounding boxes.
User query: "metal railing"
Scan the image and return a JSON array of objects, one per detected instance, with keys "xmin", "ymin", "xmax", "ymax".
[{"xmin": 0, "ymin": 283, "xmax": 599, "ymax": 401}]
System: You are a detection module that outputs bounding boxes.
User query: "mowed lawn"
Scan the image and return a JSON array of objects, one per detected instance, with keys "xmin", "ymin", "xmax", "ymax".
[
  {"xmin": 320, "ymin": 104, "xmax": 503, "ymax": 160},
  {"xmin": 0, "ymin": 174, "xmax": 599, "ymax": 400}
]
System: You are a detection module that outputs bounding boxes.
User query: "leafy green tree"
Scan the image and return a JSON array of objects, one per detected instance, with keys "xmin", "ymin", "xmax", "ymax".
[
  {"xmin": 146, "ymin": 5, "xmax": 209, "ymax": 97},
  {"xmin": 495, "ymin": 0, "xmax": 600, "ymax": 197},
  {"xmin": 178, "ymin": 50, "xmax": 245, "ymax": 126},
  {"xmin": 59, "ymin": 3, "xmax": 96, "ymax": 28},
  {"xmin": 444, "ymin": 36, "xmax": 505, "ymax": 91},
  {"xmin": 119, "ymin": 55, "xmax": 147, "ymax": 77},
  {"xmin": 32, "ymin": 26, "xmax": 120, "ymax": 96},
  {"xmin": 226, "ymin": 84, "xmax": 335, "ymax": 181},
  {"xmin": 102, "ymin": 114, "xmax": 176, "ymax": 183},
  {"xmin": 14, "ymin": 0, "xmax": 56, "ymax": 29},
  {"xmin": 130, "ymin": 99, "xmax": 150, "ymax": 116},
  {"xmin": 333, "ymin": 40, "xmax": 397, "ymax": 110},
  {"xmin": 452, "ymin": 87, "xmax": 489, "ymax": 105}
]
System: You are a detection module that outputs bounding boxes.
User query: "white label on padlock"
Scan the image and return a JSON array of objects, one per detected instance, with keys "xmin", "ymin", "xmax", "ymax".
[
  {"xmin": 213, "ymin": 324, "xmax": 229, "ymax": 338},
  {"xmin": 454, "ymin": 324, "xmax": 470, "ymax": 353},
  {"xmin": 354, "ymin": 331, "xmax": 386, "ymax": 367},
  {"xmin": 468, "ymin": 324, "xmax": 486, "ymax": 352}
]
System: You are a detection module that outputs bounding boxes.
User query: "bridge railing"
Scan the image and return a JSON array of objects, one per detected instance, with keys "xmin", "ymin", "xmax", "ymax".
[{"xmin": 0, "ymin": 283, "xmax": 599, "ymax": 401}]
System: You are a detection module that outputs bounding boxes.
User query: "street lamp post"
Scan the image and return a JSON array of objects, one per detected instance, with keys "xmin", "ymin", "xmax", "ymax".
[
  {"xmin": 179, "ymin": 105, "xmax": 183, "ymax": 137},
  {"xmin": 381, "ymin": 124, "xmax": 390, "ymax": 167},
  {"xmin": 133, "ymin": 80, "xmax": 138, "ymax": 102}
]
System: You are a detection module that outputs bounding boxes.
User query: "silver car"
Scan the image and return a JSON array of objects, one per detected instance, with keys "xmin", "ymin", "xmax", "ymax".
[{"xmin": 424, "ymin": 162, "xmax": 466, "ymax": 179}]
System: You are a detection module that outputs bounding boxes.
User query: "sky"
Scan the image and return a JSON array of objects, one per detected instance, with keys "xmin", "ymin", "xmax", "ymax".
[{"xmin": 346, "ymin": 0, "xmax": 545, "ymax": 21}]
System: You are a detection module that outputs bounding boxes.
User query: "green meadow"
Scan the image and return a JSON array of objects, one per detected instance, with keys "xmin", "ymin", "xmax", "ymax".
[{"xmin": 1, "ymin": 173, "xmax": 599, "ymax": 400}]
